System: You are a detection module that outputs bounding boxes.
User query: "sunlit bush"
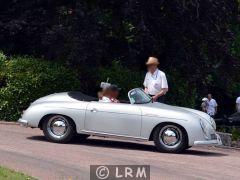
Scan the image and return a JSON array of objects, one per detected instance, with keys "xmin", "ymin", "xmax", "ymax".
[{"xmin": 0, "ymin": 52, "xmax": 80, "ymax": 120}]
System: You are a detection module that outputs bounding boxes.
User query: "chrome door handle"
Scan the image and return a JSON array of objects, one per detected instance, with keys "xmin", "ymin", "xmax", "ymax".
[{"xmin": 90, "ymin": 108, "xmax": 98, "ymax": 113}]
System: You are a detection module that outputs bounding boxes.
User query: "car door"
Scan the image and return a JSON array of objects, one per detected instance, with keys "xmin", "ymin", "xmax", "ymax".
[{"xmin": 84, "ymin": 102, "xmax": 142, "ymax": 137}]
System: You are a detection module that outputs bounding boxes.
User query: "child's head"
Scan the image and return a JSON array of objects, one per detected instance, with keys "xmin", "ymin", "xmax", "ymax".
[
  {"xmin": 102, "ymin": 87, "xmax": 111, "ymax": 97},
  {"xmin": 109, "ymin": 85, "xmax": 120, "ymax": 99}
]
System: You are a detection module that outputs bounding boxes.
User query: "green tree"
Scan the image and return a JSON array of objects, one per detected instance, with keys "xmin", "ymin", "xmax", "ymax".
[{"xmin": 0, "ymin": 0, "xmax": 239, "ymax": 113}]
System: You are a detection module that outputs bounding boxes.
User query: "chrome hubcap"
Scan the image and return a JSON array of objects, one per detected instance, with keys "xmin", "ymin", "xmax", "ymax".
[
  {"xmin": 47, "ymin": 116, "xmax": 68, "ymax": 139},
  {"xmin": 159, "ymin": 125, "xmax": 182, "ymax": 149}
]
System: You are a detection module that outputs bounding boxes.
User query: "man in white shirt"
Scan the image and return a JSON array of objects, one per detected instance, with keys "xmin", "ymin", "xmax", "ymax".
[
  {"xmin": 143, "ymin": 57, "xmax": 168, "ymax": 103},
  {"xmin": 206, "ymin": 94, "xmax": 218, "ymax": 117},
  {"xmin": 236, "ymin": 96, "xmax": 240, "ymax": 113}
]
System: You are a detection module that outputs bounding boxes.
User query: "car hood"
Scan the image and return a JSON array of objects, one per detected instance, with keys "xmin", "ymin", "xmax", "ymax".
[{"xmin": 141, "ymin": 102, "xmax": 215, "ymax": 127}]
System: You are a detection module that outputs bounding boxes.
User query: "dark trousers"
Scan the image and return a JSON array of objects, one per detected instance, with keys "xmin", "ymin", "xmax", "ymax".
[
  {"xmin": 209, "ymin": 115, "xmax": 215, "ymax": 119},
  {"xmin": 149, "ymin": 95, "xmax": 165, "ymax": 103}
]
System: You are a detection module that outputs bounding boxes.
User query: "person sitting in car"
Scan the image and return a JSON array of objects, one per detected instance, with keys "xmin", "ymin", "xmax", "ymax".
[
  {"xmin": 99, "ymin": 84, "xmax": 120, "ymax": 103},
  {"xmin": 99, "ymin": 87, "xmax": 111, "ymax": 102},
  {"xmin": 109, "ymin": 85, "xmax": 120, "ymax": 103}
]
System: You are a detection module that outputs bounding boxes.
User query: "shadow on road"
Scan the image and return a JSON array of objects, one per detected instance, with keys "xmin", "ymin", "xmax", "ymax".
[
  {"xmin": 182, "ymin": 149, "xmax": 227, "ymax": 157},
  {"xmin": 27, "ymin": 135, "xmax": 227, "ymax": 157}
]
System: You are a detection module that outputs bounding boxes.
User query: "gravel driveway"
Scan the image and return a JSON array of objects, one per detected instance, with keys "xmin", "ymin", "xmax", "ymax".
[{"xmin": 0, "ymin": 123, "xmax": 239, "ymax": 180}]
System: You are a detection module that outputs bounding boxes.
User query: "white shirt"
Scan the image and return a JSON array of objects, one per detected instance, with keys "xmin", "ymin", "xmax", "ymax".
[
  {"xmin": 206, "ymin": 99, "xmax": 218, "ymax": 116},
  {"xmin": 143, "ymin": 69, "xmax": 168, "ymax": 95},
  {"xmin": 99, "ymin": 96, "xmax": 111, "ymax": 103},
  {"xmin": 236, "ymin": 97, "xmax": 240, "ymax": 112}
]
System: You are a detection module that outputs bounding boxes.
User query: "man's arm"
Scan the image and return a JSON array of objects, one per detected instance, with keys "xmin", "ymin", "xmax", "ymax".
[
  {"xmin": 143, "ymin": 73, "xmax": 148, "ymax": 93},
  {"xmin": 144, "ymin": 87, "xmax": 148, "ymax": 93},
  {"xmin": 153, "ymin": 88, "xmax": 168, "ymax": 101}
]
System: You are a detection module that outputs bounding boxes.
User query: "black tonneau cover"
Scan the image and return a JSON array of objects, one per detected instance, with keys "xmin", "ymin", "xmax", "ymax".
[{"xmin": 68, "ymin": 91, "xmax": 98, "ymax": 102}]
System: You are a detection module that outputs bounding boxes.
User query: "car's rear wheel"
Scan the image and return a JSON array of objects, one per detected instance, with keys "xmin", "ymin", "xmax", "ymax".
[
  {"xmin": 42, "ymin": 115, "xmax": 76, "ymax": 143},
  {"xmin": 153, "ymin": 124, "xmax": 187, "ymax": 153}
]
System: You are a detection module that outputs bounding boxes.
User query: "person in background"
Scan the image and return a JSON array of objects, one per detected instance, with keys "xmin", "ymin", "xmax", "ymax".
[
  {"xmin": 236, "ymin": 95, "xmax": 240, "ymax": 113},
  {"xmin": 143, "ymin": 57, "xmax": 168, "ymax": 103},
  {"xmin": 206, "ymin": 94, "xmax": 218, "ymax": 118},
  {"xmin": 201, "ymin": 97, "xmax": 208, "ymax": 113},
  {"xmin": 98, "ymin": 81, "xmax": 111, "ymax": 102}
]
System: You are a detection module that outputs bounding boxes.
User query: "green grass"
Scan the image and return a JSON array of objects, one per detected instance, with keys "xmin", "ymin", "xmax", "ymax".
[{"xmin": 0, "ymin": 166, "xmax": 36, "ymax": 180}]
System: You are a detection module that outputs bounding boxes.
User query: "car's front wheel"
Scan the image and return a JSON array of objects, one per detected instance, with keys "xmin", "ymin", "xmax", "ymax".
[
  {"xmin": 153, "ymin": 124, "xmax": 187, "ymax": 153},
  {"xmin": 42, "ymin": 115, "xmax": 76, "ymax": 143}
]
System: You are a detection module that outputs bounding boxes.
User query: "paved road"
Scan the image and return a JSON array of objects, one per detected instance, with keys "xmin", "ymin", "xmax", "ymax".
[{"xmin": 0, "ymin": 124, "xmax": 240, "ymax": 180}]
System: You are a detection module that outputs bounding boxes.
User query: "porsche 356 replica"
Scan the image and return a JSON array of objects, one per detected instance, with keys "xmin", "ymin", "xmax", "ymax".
[{"xmin": 19, "ymin": 88, "xmax": 222, "ymax": 153}]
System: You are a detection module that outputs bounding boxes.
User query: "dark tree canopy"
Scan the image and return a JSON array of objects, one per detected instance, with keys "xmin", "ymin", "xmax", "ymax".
[{"xmin": 0, "ymin": 0, "xmax": 239, "ymax": 115}]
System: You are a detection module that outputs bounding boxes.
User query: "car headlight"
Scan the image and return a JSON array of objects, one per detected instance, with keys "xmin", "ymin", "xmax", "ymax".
[{"xmin": 200, "ymin": 119, "xmax": 210, "ymax": 139}]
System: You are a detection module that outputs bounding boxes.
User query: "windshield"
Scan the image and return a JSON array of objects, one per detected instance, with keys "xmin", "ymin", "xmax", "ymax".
[{"xmin": 128, "ymin": 88, "xmax": 152, "ymax": 104}]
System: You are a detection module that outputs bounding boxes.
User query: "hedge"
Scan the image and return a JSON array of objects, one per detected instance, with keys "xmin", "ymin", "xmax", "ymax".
[{"xmin": 0, "ymin": 52, "xmax": 80, "ymax": 120}]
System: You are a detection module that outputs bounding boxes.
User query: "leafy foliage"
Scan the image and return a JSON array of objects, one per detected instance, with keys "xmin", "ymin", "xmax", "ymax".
[
  {"xmin": 0, "ymin": 0, "xmax": 240, "ymax": 115},
  {"xmin": 166, "ymin": 70, "xmax": 197, "ymax": 108},
  {"xmin": 98, "ymin": 61, "xmax": 144, "ymax": 98},
  {"xmin": 232, "ymin": 127, "xmax": 240, "ymax": 141},
  {"xmin": 0, "ymin": 52, "xmax": 80, "ymax": 120}
]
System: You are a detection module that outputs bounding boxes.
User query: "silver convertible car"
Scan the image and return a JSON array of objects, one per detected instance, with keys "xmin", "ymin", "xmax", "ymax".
[{"xmin": 19, "ymin": 88, "xmax": 222, "ymax": 153}]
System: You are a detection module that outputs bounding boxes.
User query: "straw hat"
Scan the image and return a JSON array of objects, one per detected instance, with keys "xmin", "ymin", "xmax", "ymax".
[{"xmin": 146, "ymin": 57, "xmax": 160, "ymax": 66}]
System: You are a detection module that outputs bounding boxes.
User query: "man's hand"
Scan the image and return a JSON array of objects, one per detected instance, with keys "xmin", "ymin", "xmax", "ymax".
[
  {"xmin": 153, "ymin": 88, "xmax": 168, "ymax": 101},
  {"xmin": 152, "ymin": 95, "xmax": 159, "ymax": 102}
]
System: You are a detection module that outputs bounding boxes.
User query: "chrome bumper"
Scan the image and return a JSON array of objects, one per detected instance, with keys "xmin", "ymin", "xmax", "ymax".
[
  {"xmin": 194, "ymin": 133, "xmax": 222, "ymax": 146},
  {"xmin": 18, "ymin": 119, "xmax": 28, "ymax": 127}
]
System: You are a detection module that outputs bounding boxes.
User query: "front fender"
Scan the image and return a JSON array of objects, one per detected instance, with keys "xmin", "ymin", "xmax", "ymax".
[{"xmin": 141, "ymin": 115, "xmax": 204, "ymax": 146}]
